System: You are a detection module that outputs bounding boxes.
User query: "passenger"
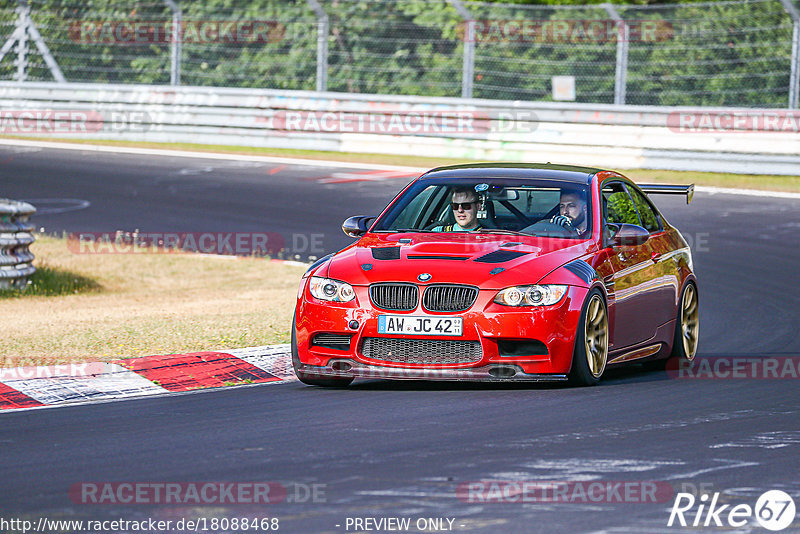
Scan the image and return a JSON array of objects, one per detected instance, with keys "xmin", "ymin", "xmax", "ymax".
[
  {"xmin": 550, "ymin": 188, "xmax": 588, "ymax": 235},
  {"xmin": 432, "ymin": 187, "xmax": 482, "ymax": 232}
]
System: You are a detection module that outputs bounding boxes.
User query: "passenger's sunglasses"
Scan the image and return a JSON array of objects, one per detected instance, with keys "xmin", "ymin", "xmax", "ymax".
[{"xmin": 451, "ymin": 201, "xmax": 476, "ymax": 211}]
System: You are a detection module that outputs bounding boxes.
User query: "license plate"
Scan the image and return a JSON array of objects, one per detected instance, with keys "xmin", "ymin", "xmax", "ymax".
[{"xmin": 378, "ymin": 315, "xmax": 463, "ymax": 336}]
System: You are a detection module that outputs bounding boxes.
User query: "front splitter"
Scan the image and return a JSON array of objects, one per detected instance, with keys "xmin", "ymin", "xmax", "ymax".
[{"xmin": 298, "ymin": 360, "xmax": 568, "ymax": 382}]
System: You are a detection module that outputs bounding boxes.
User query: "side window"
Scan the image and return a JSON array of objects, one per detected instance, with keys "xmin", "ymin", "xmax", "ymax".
[
  {"xmin": 389, "ymin": 185, "xmax": 441, "ymax": 229},
  {"xmin": 628, "ymin": 187, "xmax": 661, "ymax": 233},
  {"xmin": 602, "ymin": 182, "xmax": 640, "ymax": 226}
]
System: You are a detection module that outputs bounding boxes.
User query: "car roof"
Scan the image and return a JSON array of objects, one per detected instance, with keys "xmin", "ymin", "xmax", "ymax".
[{"xmin": 420, "ymin": 162, "xmax": 602, "ymax": 184}]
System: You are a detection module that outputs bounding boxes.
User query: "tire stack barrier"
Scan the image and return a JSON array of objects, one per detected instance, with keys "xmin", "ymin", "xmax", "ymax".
[{"xmin": 0, "ymin": 199, "xmax": 36, "ymax": 290}]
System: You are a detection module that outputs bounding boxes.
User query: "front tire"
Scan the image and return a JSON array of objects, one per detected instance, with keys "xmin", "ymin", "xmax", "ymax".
[
  {"xmin": 291, "ymin": 313, "xmax": 354, "ymax": 387},
  {"xmin": 569, "ymin": 289, "xmax": 609, "ymax": 386}
]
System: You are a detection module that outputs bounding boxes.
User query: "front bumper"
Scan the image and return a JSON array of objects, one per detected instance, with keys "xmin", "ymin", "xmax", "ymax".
[
  {"xmin": 296, "ymin": 359, "xmax": 568, "ymax": 382},
  {"xmin": 295, "ymin": 283, "xmax": 588, "ymax": 381}
]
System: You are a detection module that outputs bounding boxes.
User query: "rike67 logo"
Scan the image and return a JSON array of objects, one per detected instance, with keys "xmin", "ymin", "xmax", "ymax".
[{"xmin": 668, "ymin": 490, "xmax": 796, "ymax": 531}]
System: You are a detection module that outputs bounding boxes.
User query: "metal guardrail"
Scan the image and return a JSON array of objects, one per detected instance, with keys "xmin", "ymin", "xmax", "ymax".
[
  {"xmin": 1, "ymin": 81, "xmax": 799, "ymax": 175},
  {"xmin": 1, "ymin": 0, "xmax": 798, "ymax": 108},
  {"xmin": 0, "ymin": 198, "xmax": 36, "ymax": 290}
]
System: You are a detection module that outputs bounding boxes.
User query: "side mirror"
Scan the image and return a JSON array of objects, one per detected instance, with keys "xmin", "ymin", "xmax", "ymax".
[
  {"xmin": 342, "ymin": 216, "xmax": 374, "ymax": 238},
  {"xmin": 609, "ymin": 223, "xmax": 650, "ymax": 247}
]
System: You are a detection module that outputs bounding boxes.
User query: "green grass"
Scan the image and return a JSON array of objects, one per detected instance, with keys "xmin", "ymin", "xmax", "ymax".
[
  {"xmin": 0, "ymin": 263, "xmax": 101, "ymax": 298},
  {"xmin": 625, "ymin": 169, "xmax": 800, "ymax": 194},
  {"xmin": 6, "ymin": 135, "xmax": 800, "ymax": 193},
  {"xmin": 0, "ymin": 234, "xmax": 306, "ymax": 366}
]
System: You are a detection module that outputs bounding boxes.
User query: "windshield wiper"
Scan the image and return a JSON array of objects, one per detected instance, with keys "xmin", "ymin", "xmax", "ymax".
[
  {"xmin": 477, "ymin": 228, "xmax": 530, "ymax": 236},
  {"xmin": 377, "ymin": 228, "xmax": 437, "ymax": 233}
]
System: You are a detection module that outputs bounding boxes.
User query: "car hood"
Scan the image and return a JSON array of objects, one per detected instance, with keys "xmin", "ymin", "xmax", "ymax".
[{"xmin": 325, "ymin": 233, "xmax": 594, "ymax": 289}]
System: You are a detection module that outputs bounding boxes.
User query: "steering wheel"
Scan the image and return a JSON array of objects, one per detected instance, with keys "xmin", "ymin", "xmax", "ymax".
[
  {"xmin": 423, "ymin": 221, "xmax": 445, "ymax": 231},
  {"xmin": 521, "ymin": 220, "xmax": 575, "ymax": 238}
]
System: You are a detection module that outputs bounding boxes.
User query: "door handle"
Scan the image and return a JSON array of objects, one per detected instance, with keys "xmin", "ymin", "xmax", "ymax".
[{"xmin": 651, "ymin": 252, "xmax": 662, "ymax": 262}]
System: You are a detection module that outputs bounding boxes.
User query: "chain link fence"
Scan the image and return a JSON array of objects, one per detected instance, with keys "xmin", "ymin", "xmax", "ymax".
[{"xmin": 0, "ymin": 0, "xmax": 798, "ymax": 108}]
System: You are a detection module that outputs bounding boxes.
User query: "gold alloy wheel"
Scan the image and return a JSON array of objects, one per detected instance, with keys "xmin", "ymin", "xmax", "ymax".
[
  {"xmin": 584, "ymin": 295, "xmax": 609, "ymax": 378},
  {"xmin": 681, "ymin": 284, "xmax": 700, "ymax": 360}
]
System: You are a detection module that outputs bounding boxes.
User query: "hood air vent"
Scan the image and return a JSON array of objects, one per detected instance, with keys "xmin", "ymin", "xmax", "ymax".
[
  {"xmin": 474, "ymin": 250, "xmax": 529, "ymax": 263},
  {"xmin": 371, "ymin": 247, "xmax": 401, "ymax": 260},
  {"xmin": 407, "ymin": 255, "xmax": 469, "ymax": 261}
]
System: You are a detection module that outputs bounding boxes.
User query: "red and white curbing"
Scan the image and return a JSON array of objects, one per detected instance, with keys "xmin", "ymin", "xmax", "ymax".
[{"xmin": 0, "ymin": 345, "xmax": 295, "ymax": 411}]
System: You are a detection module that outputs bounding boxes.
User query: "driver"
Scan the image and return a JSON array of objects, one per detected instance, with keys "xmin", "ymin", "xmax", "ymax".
[
  {"xmin": 432, "ymin": 187, "xmax": 482, "ymax": 232},
  {"xmin": 550, "ymin": 188, "xmax": 588, "ymax": 235}
]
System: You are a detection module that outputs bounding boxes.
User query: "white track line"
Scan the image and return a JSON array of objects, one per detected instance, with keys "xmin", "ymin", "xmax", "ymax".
[
  {"xmin": 0, "ymin": 138, "xmax": 424, "ymax": 172},
  {"xmin": 695, "ymin": 185, "xmax": 800, "ymax": 200},
  {"xmin": 1, "ymin": 138, "xmax": 797, "ymax": 199}
]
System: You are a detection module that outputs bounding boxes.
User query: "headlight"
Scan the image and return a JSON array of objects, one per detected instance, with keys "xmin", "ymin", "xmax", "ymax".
[
  {"xmin": 494, "ymin": 285, "xmax": 568, "ymax": 307},
  {"xmin": 309, "ymin": 276, "xmax": 356, "ymax": 302}
]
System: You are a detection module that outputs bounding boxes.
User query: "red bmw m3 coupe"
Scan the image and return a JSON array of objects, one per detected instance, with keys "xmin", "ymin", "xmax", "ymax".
[{"xmin": 292, "ymin": 163, "xmax": 698, "ymax": 386}]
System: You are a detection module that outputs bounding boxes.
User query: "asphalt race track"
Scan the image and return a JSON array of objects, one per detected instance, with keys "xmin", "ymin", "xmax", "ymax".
[
  {"xmin": 0, "ymin": 144, "xmax": 416, "ymax": 259},
  {"xmin": 2, "ymin": 144, "xmax": 800, "ymax": 533}
]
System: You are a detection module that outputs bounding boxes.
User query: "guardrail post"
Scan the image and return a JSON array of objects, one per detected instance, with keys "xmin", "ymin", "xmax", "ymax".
[
  {"xmin": 603, "ymin": 3, "xmax": 628, "ymax": 105},
  {"xmin": 450, "ymin": 0, "xmax": 474, "ymax": 99},
  {"xmin": 793, "ymin": 22, "xmax": 800, "ymax": 109},
  {"xmin": 307, "ymin": 0, "xmax": 329, "ymax": 92},
  {"xmin": 779, "ymin": 0, "xmax": 800, "ymax": 108},
  {"xmin": 0, "ymin": 199, "xmax": 36, "ymax": 290},
  {"xmin": 2, "ymin": 1, "xmax": 65, "ymax": 82},
  {"xmin": 163, "ymin": 0, "xmax": 181, "ymax": 85},
  {"xmin": 0, "ymin": 23, "xmax": 21, "ymax": 68},
  {"xmin": 14, "ymin": 0, "xmax": 30, "ymax": 82}
]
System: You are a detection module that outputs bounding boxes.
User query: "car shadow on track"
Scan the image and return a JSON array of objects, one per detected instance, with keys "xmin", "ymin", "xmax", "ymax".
[{"xmin": 332, "ymin": 363, "xmax": 675, "ymax": 392}]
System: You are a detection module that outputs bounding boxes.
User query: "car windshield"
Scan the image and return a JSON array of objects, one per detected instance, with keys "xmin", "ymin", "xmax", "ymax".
[{"xmin": 372, "ymin": 179, "xmax": 592, "ymax": 239}]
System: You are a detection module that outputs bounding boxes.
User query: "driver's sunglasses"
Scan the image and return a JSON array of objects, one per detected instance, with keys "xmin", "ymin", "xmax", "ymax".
[{"xmin": 451, "ymin": 201, "xmax": 476, "ymax": 211}]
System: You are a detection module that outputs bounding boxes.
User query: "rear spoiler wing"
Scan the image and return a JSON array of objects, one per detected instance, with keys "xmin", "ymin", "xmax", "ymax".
[{"xmin": 638, "ymin": 184, "xmax": 694, "ymax": 204}]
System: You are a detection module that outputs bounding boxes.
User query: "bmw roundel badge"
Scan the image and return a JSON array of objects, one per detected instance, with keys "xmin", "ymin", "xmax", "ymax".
[{"xmin": 417, "ymin": 273, "xmax": 432, "ymax": 282}]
